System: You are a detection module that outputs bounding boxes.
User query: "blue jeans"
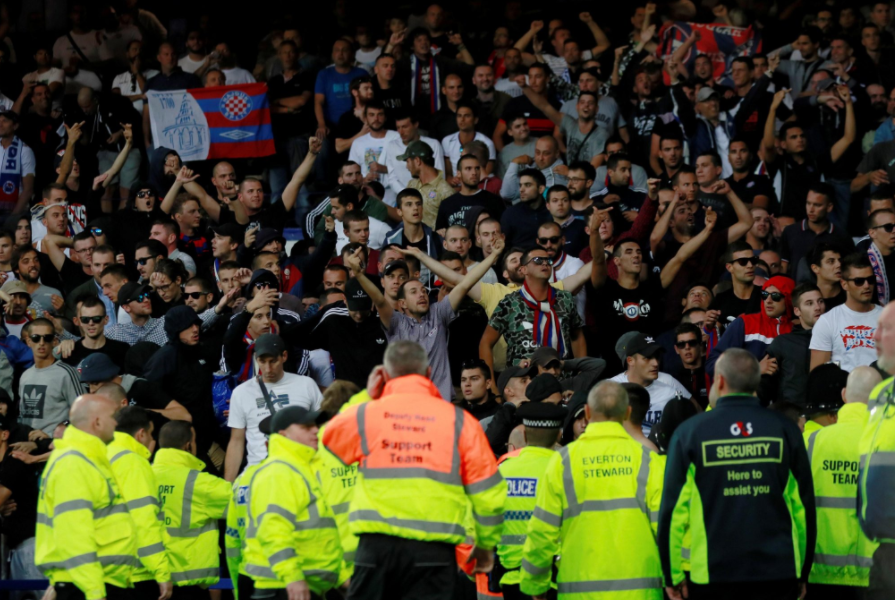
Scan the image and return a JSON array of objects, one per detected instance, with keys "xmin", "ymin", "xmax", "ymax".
[{"xmin": 9, "ymin": 537, "xmax": 44, "ymax": 600}]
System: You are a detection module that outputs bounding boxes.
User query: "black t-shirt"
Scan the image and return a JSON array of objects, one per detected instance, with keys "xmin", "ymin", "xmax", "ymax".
[
  {"xmin": 374, "ymin": 84, "xmax": 411, "ymax": 129},
  {"xmin": 710, "ymin": 285, "xmax": 763, "ymax": 330},
  {"xmin": 435, "ymin": 190, "xmax": 505, "ymax": 231},
  {"xmin": 587, "ymin": 276, "xmax": 665, "ymax": 373},
  {"xmin": 726, "ymin": 172, "xmax": 778, "ymax": 214},
  {"xmin": 267, "ymin": 71, "xmax": 316, "ymax": 136},
  {"xmin": 57, "ymin": 258, "xmax": 93, "ymax": 296},
  {"xmin": 766, "ymin": 153, "xmax": 829, "ymax": 219},
  {"xmin": 63, "ymin": 338, "xmax": 131, "ymax": 372},
  {"xmin": 697, "ymin": 188, "xmax": 736, "ymax": 230},
  {"xmin": 0, "ymin": 452, "xmax": 41, "ymax": 548},
  {"xmin": 218, "ymin": 200, "xmax": 289, "ymax": 234},
  {"xmin": 335, "ymin": 111, "xmax": 364, "ymax": 144},
  {"xmin": 405, "ymin": 236, "xmax": 429, "ymax": 255},
  {"xmin": 823, "ymin": 287, "xmax": 846, "ymax": 311}
]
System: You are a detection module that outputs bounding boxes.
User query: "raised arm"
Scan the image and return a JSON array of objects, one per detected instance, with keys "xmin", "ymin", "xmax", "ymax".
[
  {"xmin": 161, "ymin": 167, "xmax": 198, "ymax": 215},
  {"xmin": 661, "ymin": 208, "xmax": 716, "ymax": 288},
  {"xmin": 514, "ymin": 20, "xmax": 544, "ymax": 65},
  {"xmin": 589, "ymin": 207, "xmax": 612, "ymax": 288},
  {"xmin": 829, "ymin": 85, "xmax": 856, "ymax": 164},
  {"xmin": 560, "ymin": 259, "xmax": 595, "ymax": 294},
  {"xmin": 99, "ymin": 124, "xmax": 134, "ymax": 189},
  {"xmin": 448, "ymin": 33, "xmax": 474, "ymax": 65},
  {"xmin": 282, "ymin": 136, "xmax": 321, "ymax": 212},
  {"xmin": 671, "ymin": 30, "xmax": 700, "ymax": 72},
  {"xmin": 579, "ymin": 13, "xmax": 611, "ymax": 58},
  {"xmin": 760, "ymin": 89, "xmax": 789, "ymax": 164},
  {"xmin": 346, "ymin": 247, "xmax": 392, "ymax": 327},
  {"xmin": 713, "ymin": 179, "xmax": 753, "ymax": 242},
  {"xmin": 41, "ymin": 234, "xmax": 72, "ymax": 274},
  {"xmin": 521, "ymin": 82, "xmax": 563, "ymax": 127},
  {"xmin": 447, "ymin": 237, "xmax": 506, "ymax": 311},
  {"xmin": 55, "ymin": 122, "xmax": 84, "ymax": 185}
]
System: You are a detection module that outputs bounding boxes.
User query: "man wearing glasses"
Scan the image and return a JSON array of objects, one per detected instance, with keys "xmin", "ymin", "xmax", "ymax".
[
  {"xmin": 710, "ymin": 241, "xmax": 763, "ymax": 330},
  {"xmin": 810, "ymin": 254, "xmax": 884, "ymax": 372},
  {"xmin": 19, "ymin": 318, "xmax": 83, "ymax": 435},
  {"xmin": 60, "ymin": 296, "xmax": 129, "ymax": 371},
  {"xmin": 133, "ymin": 239, "xmax": 167, "ymax": 284},
  {"xmin": 866, "ymin": 208, "xmax": 895, "ymax": 304}
]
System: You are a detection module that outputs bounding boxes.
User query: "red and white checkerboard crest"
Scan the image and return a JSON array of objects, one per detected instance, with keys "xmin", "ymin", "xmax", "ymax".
[{"xmin": 219, "ymin": 90, "xmax": 253, "ymax": 121}]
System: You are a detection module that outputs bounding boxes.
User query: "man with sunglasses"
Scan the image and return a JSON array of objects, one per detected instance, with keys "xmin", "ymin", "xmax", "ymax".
[
  {"xmin": 762, "ymin": 283, "xmax": 826, "ymax": 405},
  {"xmin": 134, "ymin": 239, "xmax": 167, "ymax": 285},
  {"xmin": 867, "ymin": 208, "xmax": 895, "ymax": 304},
  {"xmin": 810, "ymin": 254, "xmax": 884, "ymax": 373},
  {"xmin": 669, "ymin": 323, "xmax": 707, "ymax": 407},
  {"xmin": 19, "ymin": 318, "xmax": 83, "ymax": 436},
  {"xmin": 537, "ymin": 220, "xmax": 585, "ymax": 316},
  {"xmin": 779, "ymin": 184, "xmax": 854, "ymax": 279},
  {"xmin": 711, "ymin": 241, "xmax": 763, "ymax": 331},
  {"xmin": 61, "ymin": 296, "xmax": 129, "ymax": 372}
]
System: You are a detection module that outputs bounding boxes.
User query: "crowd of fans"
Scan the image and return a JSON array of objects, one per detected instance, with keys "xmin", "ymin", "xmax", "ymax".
[{"xmin": 1, "ymin": 0, "xmax": 895, "ymax": 593}]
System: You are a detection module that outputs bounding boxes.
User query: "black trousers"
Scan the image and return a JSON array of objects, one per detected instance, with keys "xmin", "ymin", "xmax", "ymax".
[
  {"xmin": 171, "ymin": 585, "xmax": 210, "ymax": 600},
  {"xmin": 807, "ymin": 582, "xmax": 864, "ymax": 600},
  {"xmin": 867, "ymin": 543, "xmax": 895, "ymax": 600},
  {"xmin": 133, "ymin": 580, "xmax": 164, "ymax": 600},
  {"xmin": 54, "ymin": 584, "xmax": 129, "ymax": 600},
  {"xmin": 347, "ymin": 533, "xmax": 456, "ymax": 600},
  {"xmin": 687, "ymin": 579, "xmax": 800, "ymax": 600},
  {"xmin": 500, "ymin": 584, "xmax": 557, "ymax": 600}
]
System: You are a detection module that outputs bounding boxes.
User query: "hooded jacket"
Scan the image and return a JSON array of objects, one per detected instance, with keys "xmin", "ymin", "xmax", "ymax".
[{"xmin": 706, "ymin": 275, "xmax": 795, "ymax": 377}]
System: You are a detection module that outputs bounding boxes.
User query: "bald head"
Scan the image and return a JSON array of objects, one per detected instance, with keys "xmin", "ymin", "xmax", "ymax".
[
  {"xmin": 845, "ymin": 366, "xmax": 882, "ymax": 405},
  {"xmin": 508, "ymin": 424, "xmax": 527, "ymax": 452},
  {"xmin": 95, "ymin": 382, "xmax": 128, "ymax": 407},
  {"xmin": 69, "ymin": 394, "xmax": 119, "ymax": 444},
  {"xmin": 586, "ymin": 381, "xmax": 629, "ymax": 422}
]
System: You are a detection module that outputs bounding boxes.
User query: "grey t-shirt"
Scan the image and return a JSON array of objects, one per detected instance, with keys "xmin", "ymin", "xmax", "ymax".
[
  {"xmin": 387, "ymin": 299, "xmax": 457, "ymax": 401},
  {"xmin": 560, "ymin": 96, "xmax": 626, "ymax": 138},
  {"xmin": 169, "ymin": 249, "xmax": 197, "ymax": 275},
  {"xmin": 19, "ymin": 361, "xmax": 84, "ymax": 434},
  {"xmin": 498, "ymin": 139, "xmax": 537, "ymax": 179},
  {"xmin": 560, "ymin": 115, "xmax": 608, "ymax": 164}
]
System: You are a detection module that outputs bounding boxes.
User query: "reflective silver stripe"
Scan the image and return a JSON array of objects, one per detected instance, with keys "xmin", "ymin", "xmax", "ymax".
[
  {"xmin": 245, "ymin": 564, "xmax": 276, "ymax": 579},
  {"xmin": 331, "ymin": 501, "xmax": 350, "ymax": 515},
  {"xmin": 635, "ymin": 447, "xmax": 651, "ymax": 515},
  {"xmin": 807, "ymin": 431, "xmax": 820, "ymax": 463},
  {"xmin": 814, "ymin": 553, "xmax": 874, "ymax": 568},
  {"xmin": 167, "ymin": 521, "xmax": 218, "ymax": 538},
  {"xmin": 532, "ymin": 506, "xmax": 561, "ymax": 527},
  {"xmin": 473, "ymin": 512, "xmax": 503, "ymax": 527},
  {"xmin": 127, "ymin": 496, "xmax": 159, "ymax": 511},
  {"xmin": 816, "ymin": 496, "xmax": 857, "ymax": 509},
  {"xmin": 225, "ymin": 548, "xmax": 241, "ymax": 558},
  {"xmin": 557, "ymin": 577, "xmax": 663, "ymax": 593},
  {"xmin": 357, "ymin": 403, "xmax": 370, "ymax": 455},
  {"xmin": 521, "ymin": 559, "xmax": 550, "ymax": 576},
  {"xmin": 99, "ymin": 555, "xmax": 142, "ymax": 568},
  {"xmin": 681, "ymin": 548, "xmax": 691, "ymax": 560},
  {"xmin": 452, "ymin": 406, "xmax": 464, "ymax": 480},
  {"xmin": 306, "ymin": 569, "xmax": 339, "ymax": 584},
  {"xmin": 137, "ymin": 542, "xmax": 166, "ymax": 557},
  {"xmin": 110, "ymin": 450, "xmax": 131, "ymax": 464},
  {"xmin": 245, "ymin": 459, "xmax": 328, "ymax": 537},
  {"xmin": 167, "ymin": 470, "xmax": 216, "ymax": 538},
  {"xmin": 651, "ymin": 510, "xmax": 659, "ymax": 524},
  {"xmin": 262, "ymin": 504, "xmax": 298, "ymax": 523},
  {"xmin": 94, "ymin": 504, "xmax": 127, "ymax": 519},
  {"xmin": 349, "ymin": 510, "xmax": 466, "ymax": 536},
  {"xmin": 361, "ymin": 466, "xmax": 462, "ymax": 485},
  {"xmin": 868, "ymin": 451, "xmax": 895, "ymax": 466},
  {"xmin": 37, "ymin": 552, "xmax": 99, "ymax": 570},
  {"xmin": 37, "ymin": 513, "xmax": 52, "ymax": 527},
  {"xmin": 268, "ymin": 548, "xmax": 296, "ymax": 566},
  {"xmin": 580, "ymin": 498, "xmax": 641, "ymax": 512},
  {"xmin": 501, "ymin": 534, "xmax": 526, "ymax": 545},
  {"xmin": 171, "ymin": 567, "xmax": 219, "ymax": 582},
  {"xmin": 296, "ymin": 517, "xmax": 336, "ymax": 531},
  {"xmin": 55, "ymin": 499, "xmax": 94, "ymax": 516},
  {"xmin": 465, "ymin": 471, "xmax": 503, "ymax": 495},
  {"xmin": 559, "ymin": 447, "xmax": 579, "ymax": 517}
]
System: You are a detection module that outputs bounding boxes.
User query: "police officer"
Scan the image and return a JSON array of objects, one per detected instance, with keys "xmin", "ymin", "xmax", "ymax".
[
  {"xmin": 36, "ymin": 395, "xmax": 139, "ymax": 600},
  {"xmin": 107, "ymin": 406, "xmax": 173, "ymax": 600},
  {"xmin": 243, "ymin": 406, "xmax": 343, "ymax": 600},
  {"xmin": 498, "ymin": 402, "xmax": 565, "ymax": 600},
  {"xmin": 859, "ymin": 302, "xmax": 895, "ymax": 599},
  {"xmin": 803, "ymin": 364, "xmax": 847, "ymax": 444},
  {"xmin": 520, "ymin": 381, "xmax": 665, "ymax": 600},
  {"xmin": 659, "ymin": 348, "xmax": 816, "ymax": 600},
  {"xmin": 808, "ymin": 366, "xmax": 881, "ymax": 600},
  {"xmin": 153, "ymin": 421, "xmax": 231, "ymax": 599}
]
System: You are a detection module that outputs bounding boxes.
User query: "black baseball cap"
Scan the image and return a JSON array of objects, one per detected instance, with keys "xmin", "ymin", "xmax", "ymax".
[
  {"xmin": 78, "ymin": 353, "xmax": 121, "ymax": 383},
  {"xmin": 624, "ymin": 333, "xmax": 664, "ymax": 359},
  {"xmin": 345, "ymin": 277, "xmax": 372, "ymax": 311},
  {"xmin": 496, "ymin": 364, "xmax": 538, "ymax": 396},
  {"xmin": 259, "ymin": 405, "xmax": 330, "ymax": 435},
  {"xmin": 254, "ymin": 333, "xmax": 286, "ymax": 358},
  {"xmin": 525, "ymin": 374, "xmax": 563, "ymax": 403},
  {"xmin": 118, "ymin": 282, "xmax": 151, "ymax": 305},
  {"xmin": 384, "ymin": 260, "xmax": 410, "ymax": 277},
  {"xmin": 253, "ymin": 228, "xmax": 285, "ymax": 252},
  {"xmin": 531, "ymin": 347, "xmax": 562, "ymax": 368}
]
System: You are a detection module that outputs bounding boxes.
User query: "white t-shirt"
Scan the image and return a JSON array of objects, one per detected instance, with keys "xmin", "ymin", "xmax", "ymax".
[
  {"xmin": 228, "ymin": 373, "xmax": 324, "ymax": 467},
  {"xmin": 349, "ymin": 130, "xmax": 400, "ymax": 185},
  {"xmin": 23, "ymin": 68, "xmax": 65, "ymax": 87},
  {"xmin": 609, "ymin": 371, "xmax": 691, "ymax": 435},
  {"xmin": 809, "ymin": 303, "xmax": 883, "ymax": 372},
  {"xmin": 178, "ymin": 54, "xmax": 207, "ymax": 74},
  {"xmin": 381, "ymin": 135, "xmax": 445, "ymax": 198},
  {"xmin": 65, "ymin": 69, "xmax": 102, "ymax": 95},
  {"xmin": 0, "ymin": 141, "xmax": 36, "ymax": 190},
  {"xmin": 355, "ymin": 47, "xmax": 382, "ymax": 72},
  {"xmin": 441, "ymin": 132, "xmax": 497, "ymax": 173},
  {"xmin": 111, "ymin": 69, "xmax": 159, "ymax": 114},
  {"xmin": 98, "ymin": 25, "xmax": 141, "ymax": 62},
  {"xmin": 221, "ymin": 67, "xmax": 256, "ymax": 85},
  {"xmin": 334, "ymin": 217, "xmax": 390, "ymax": 253},
  {"xmin": 53, "ymin": 30, "xmax": 104, "ymax": 65}
]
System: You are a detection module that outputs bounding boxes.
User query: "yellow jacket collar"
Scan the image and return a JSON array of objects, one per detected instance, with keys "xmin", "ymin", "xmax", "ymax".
[
  {"xmin": 581, "ymin": 421, "xmax": 629, "ymax": 439},
  {"xmin": 519, "ymin": 446, "xmax": 557, "ymax": 459},
  {"xmin": 269, "ymin": 433, "xmax": 317, "ymax": 465},
  {"xmin": 837, "ymin": 402, "xmax": 870, "ymax": 426},
  {"xmin": 57, "ymin": 425, "xmax": 110, "ymax": 461},
  {"xmin": 110, "ymin": 431, "xmax": 151, "ymax": 460},
  {"xmin": 153, "ymin": 447, "xmax": 205, "ymax": 470}
]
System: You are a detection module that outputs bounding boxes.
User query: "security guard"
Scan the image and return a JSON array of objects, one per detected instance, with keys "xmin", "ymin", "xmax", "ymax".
[
  {"xmin": 226, "ymin": 462, "xmax": 262, "ymax": 600},
  {"xmin": 107, "ymin": 406, "xmax": 173, "ymax": 600},
  {"xmin": 858, "ymin": 302, "xmax": 895, "ymax": 599},
  {"xmin": 808, "ymin": 367, "xmax": 881, "ymax": 599},
  {"xmin": 153, "ymin": 421, "xmax": 231, "ymax": 599},
  {"xmin": 323, "ymin": 341, "xmax": 505, "ymax": 600},
  {"xmin": 659, "ymin": 348, "xmax": 816, "ymax": 600},
  {"xmin": 498, "ymin": 402, "xmax": 565, "ymax": 600},
  {"xmin": 520, "ymin": 380, "xmax": 664, "ymax": 600},
  {"xmin": 36, "ymin": 394, "xmax": 139, "ymax": 600},
  {"xmin": 803, "ymin": 365, "xmax": 847, "ymax": 445},
  {"xmin": 244, "ymin": 405, "xmax": 343, "ymax": 599}
]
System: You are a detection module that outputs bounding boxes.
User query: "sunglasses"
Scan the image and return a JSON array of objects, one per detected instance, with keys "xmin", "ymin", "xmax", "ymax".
[
  {"xmin": 130, "ymin": 292, "xmax": 151, "ymax": 303},
  {"xmin": 761, "ymin": 291, "xmax": 785, "ymax": 302},
  {"xmin": 537, "ymin": 236, "xmax": 561, "ymax": 245},
  {"xmin": 136, "ymin": 257, "xmax": 152, "ymax": 266},
  {"xmin": 847, "ymin": 276, "xmax": 876, "ymax": 287},
  {"xmin": 254, "ymin": 281, "xmax": 274, "ymax": 289},
  {"xmin": 872, "ymin": 223, "xmax": 895, "ymax": 233},
  {"xmin": 729, "ymin": 257, "xmax": 759, "ymax": 267},
  {"xmin": 79, "ymin": 315, "xmax": 104, "ymax": 324},
  {"xmin": 90, "ymin": 227, "xmax": 103, "ymax": 235},
  {"xmin": 184, "ymin": 291, "xmax": 207, "ymax": 300},
  {"xmin": 675, "ymin": 339, "xmax": 701, "ymax": 349},
  {"xmin": 136, "ymin": 190, "xmax": 153, "ymax": 198},
  {"xmin": 29, "ymin": 334, "xmax": 56, "ymax": 343},
  {"xmin": 526, "ymin": 256, "xmax": 554, "ymax": 266}
]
